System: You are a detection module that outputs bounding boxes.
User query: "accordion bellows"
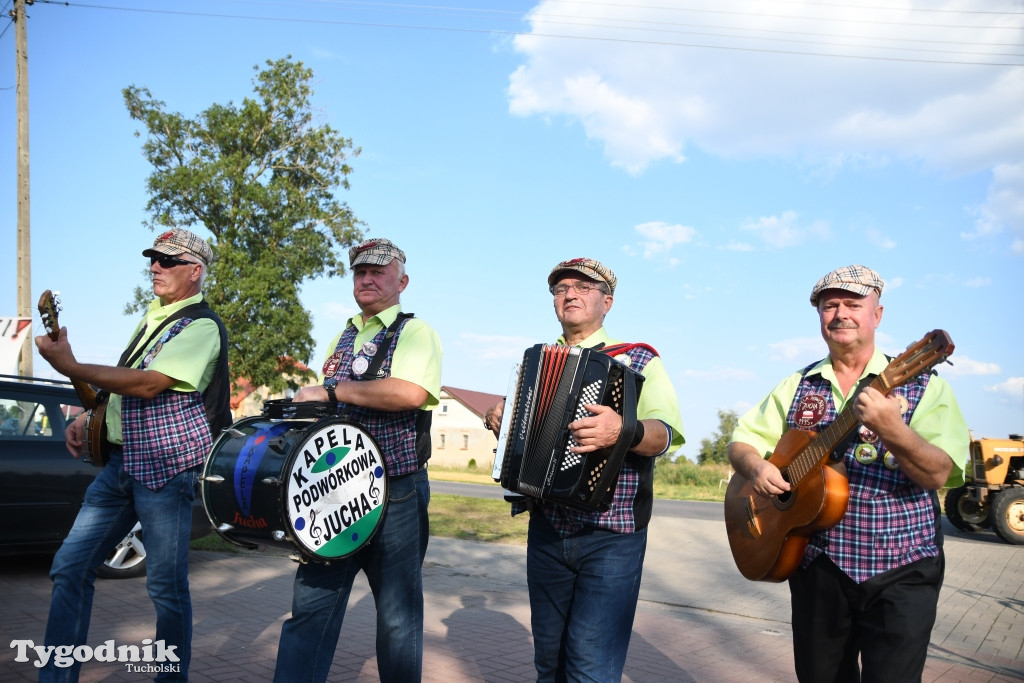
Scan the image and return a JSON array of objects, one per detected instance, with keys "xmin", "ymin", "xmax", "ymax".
[{"xmin": 493, "ymin": 344, "xmax": 644, "ymax": 512}]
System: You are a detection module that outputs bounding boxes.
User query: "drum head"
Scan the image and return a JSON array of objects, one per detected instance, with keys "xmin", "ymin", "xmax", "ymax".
[{"xmin": 282, "ymin": 417, "xmax": 388, "ymax": 561}]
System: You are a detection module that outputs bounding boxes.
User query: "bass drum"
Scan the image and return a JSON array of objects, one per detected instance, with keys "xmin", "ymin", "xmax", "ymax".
[{"xmin": 201, "ymin": 415, "xmax": 388, "ymax": 563}]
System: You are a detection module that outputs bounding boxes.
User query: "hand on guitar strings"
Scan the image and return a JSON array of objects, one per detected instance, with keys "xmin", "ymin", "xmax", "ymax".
[{"xmin": 64, "ymin": 412, "xmax": 86, "ymax": 460}]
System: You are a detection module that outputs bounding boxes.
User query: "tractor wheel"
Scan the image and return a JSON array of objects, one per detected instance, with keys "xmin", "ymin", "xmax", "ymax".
[
  {"xmin": 944, "ymin": 486, "xmax": 988, "ymax": 532},
  {"xmin": 991, "ymin": 489, "xmax": 1024, "ymax": 545}
]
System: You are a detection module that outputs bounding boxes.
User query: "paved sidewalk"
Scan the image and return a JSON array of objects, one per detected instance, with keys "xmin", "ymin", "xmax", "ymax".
[{"xmin": 2, "ymin": 508, "xmax": 1022, "ymax": 681}]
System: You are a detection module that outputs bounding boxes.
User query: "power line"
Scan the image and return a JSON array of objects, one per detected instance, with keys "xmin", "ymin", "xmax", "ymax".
[
  {"xmin": 34, "ymin": 0, "xmax": 1024, "ymax": 67},
  {"xmin": 296, "ymin": 0, "xmax": 1024, "ymax": 48},
  {"xmin": 526, "ymin": 16, "xmax": 1024, "ymax": 58},
  {"xmin": 543, "ymin": 0, "xmax": 1024, "ymax": 29}
]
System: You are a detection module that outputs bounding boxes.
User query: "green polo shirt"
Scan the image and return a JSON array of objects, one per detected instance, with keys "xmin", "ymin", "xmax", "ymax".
[
  {"xmin": 107, "ymin": 293, "xmax": 221, "ymax": 444},
  {"xmin": 730, "ymin": 348, "xmax": 969, "ymax": 487},
  {"xmin": 559, "ymin": 327, "xmax": 685, "ymax": 453},
  {"xmin": 322, "ymin": 304, "xmax": 442, "ymax": 410}
]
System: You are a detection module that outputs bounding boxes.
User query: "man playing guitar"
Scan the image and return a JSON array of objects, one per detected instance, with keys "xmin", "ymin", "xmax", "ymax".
[
  {"xmin": 727, "ymin": 265, "xmax": 969, "ymax": 682},
  {"xmin": 34, "ymin": 228, "xmax": 230, "ymax": 682}
]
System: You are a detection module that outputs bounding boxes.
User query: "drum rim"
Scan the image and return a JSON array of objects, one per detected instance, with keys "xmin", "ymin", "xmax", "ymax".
[
  {"xmin": 261, "ymin": 399, "xmax": 338, "ymax": 421},
  {"xmin": 201, "ymin": 415, "xmax": 306, "ymax": 552},
  {"xmin": 278, "ymin": 416, "xmax": 389, "ymax": 563}
]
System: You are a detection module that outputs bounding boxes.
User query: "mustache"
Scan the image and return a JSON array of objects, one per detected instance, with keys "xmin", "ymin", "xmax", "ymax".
[{"xmin": 828, "ymin": 321, "xmax": 858, "ymax": 330}]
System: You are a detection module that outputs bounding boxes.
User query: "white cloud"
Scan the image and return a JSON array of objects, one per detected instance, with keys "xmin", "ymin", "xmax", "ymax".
[
  {"xmin": 964, "ymin": 276, "xmax": 992, "ymax": 288},
  {"xmin": 866, "ymin": 228, "xmax": 896, "ymax": 250},
  {"xmin": 323, "ymin": 301, "xmax": 357, "ymax": 322},
  {"xmin": 962, "ymin": 162, "xmax": 1024, "ymax": 243},
  {"xmin": 941, "ymin": 355, "xmax": 1001, "ymax": 377},
  {"xmin": 984, "ymin": 376, "xmax": 1024, "ymax": 397},
  {"xmin": 739, "ymin": 210, "xmax": 830, "ymax": 249},
  {"xmin": 633, "ymin": 221, "xmax": 699, "ymax": 259},
  {"xmin": 459, "ymin": 333, "xmax": 537, "ymax": 361},
  {"xmin": 509, "ymin": 1, "xmax": 1024, "ymax": 217},
  {"xmin": 767, "ymin": 336, "xmax": 824, "ymax": 363}
]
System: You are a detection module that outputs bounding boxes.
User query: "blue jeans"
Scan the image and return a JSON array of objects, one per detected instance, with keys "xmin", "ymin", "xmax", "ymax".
[
  {"xmin": 40, "ymin": 451, "xmax": 199, "ymax": 683},
  {"xmin": 527, "ymin": 511, "xmax": 648, "ymax": 683},
  {"xmin": 274, "ymin": 468, "xmax": 430, "ymax": 683}
]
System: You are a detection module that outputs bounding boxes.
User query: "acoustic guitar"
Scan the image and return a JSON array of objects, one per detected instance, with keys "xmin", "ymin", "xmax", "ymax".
[
  {"xmin": 37, "ymin": 290, "xmax": 110, "ymax": 467},
  {"xmin": 724, "ymin": 329, "xmax": 954, "ymax": 582}
]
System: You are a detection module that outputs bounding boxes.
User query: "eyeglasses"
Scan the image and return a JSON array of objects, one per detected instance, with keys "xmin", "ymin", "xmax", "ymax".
[
  {"xmin": 151, "ymin": 255, "xmax": 197, "ymax": 269},
  {"xmin": 550, "ymin": 282, "xmax": 607, "ymax": 297}
]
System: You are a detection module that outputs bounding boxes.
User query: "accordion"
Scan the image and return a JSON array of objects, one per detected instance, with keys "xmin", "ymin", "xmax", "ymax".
[{"xmin": 492, "ymin": 344, "xmax": 644, "ymax": 512}]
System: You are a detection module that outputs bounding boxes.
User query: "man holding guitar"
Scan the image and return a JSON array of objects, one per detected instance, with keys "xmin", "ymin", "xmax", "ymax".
[
  {"xmin": 727, "ymin": 265, "xmax": 969, "ymax": 682},
  {"xmin": 34, "ymin": 228, "xmax": 230, "ymax": 682}
]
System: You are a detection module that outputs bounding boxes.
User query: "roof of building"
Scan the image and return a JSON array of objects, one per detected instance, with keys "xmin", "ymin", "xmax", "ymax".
[
  {"xmin": 442, "ymin": 386, "xmax": 503, "ymax": 418},
  {"xmin": 230, "ymin": 357, "xmax": 313, "ymax": 409}
]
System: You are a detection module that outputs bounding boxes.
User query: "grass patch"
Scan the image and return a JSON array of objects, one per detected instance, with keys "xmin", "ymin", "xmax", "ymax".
[
  {"xmin": 192, "ymin": 460, "xmax": 730, "ymax": 553},
  {"xmin": 426, "ymin": 465, "xmax": 497, "ymax": 486},
  {"xmin": 429, "ymin": 494, "xmax": 529, "ymax": 545}
]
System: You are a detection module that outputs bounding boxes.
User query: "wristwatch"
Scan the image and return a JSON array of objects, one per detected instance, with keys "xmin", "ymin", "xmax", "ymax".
[{"xmin": 323, "ymin": 377, "xmax": 338, "ymax": 402}]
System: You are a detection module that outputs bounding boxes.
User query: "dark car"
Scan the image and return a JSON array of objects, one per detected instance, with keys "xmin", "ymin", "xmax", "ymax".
[{"xmin": 0, "ymin": 374, "xmax": 210, "ymax": 578}]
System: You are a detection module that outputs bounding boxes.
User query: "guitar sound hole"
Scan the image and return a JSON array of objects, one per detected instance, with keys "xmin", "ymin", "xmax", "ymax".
[{"xmin": 776, "ymin": 469, "xmax": 793, "ymax": 505}]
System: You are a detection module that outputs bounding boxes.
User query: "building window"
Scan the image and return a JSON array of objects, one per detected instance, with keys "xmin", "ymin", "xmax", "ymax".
[
  {"xmin": 439, "ymin": 434, "xmax": 446, "ymax": 449},
  {"xmin": 440, "ymin": 404, "xmax": 448, "ymax": 415},
  {"xmin": 461, "ymin": 434, "xmax": 469, "ymax": 450}
]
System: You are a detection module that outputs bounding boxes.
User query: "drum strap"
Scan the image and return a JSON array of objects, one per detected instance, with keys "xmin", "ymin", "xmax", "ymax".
[
  {"xmin": 364, "ymin": 312, "xmax": 415, "ymax": 379},
  {"xmin": 360, "ymin": 312, "xmax": 433, "ymax": 469}
]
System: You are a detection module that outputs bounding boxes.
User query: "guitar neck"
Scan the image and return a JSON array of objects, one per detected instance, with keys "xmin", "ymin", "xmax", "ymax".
[
  {"xmin": 786, "ymin": 374, "xmax": 887, "ymax": 486},
  {"xmin": 70, "ymin": 379, "xmax": 101, "ymax": 411}
]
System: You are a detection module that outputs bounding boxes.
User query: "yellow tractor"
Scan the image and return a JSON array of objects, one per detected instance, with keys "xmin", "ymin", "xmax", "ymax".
[{"xmin": 944, "ymin": 434, "xmax": 1024, "ymax": 545}]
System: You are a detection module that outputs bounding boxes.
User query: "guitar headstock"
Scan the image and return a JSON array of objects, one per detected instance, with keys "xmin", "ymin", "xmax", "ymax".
[
  {"xmin": 37, "ymin": 289, "xmax": 62, "ymax": 342},
  {"xmin": 879, "ymin": 329, "xmax": 954, "ymax": 391}
]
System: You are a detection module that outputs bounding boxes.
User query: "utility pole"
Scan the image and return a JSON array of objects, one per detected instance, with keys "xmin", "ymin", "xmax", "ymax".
[{"xmin": 13, "ymin": 0, "xmax": 32, "ymax": 377}]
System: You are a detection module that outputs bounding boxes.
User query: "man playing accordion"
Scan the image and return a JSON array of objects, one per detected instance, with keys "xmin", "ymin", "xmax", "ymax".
[{"xmin": 486, "ymin": 257, "xmax": 684, "ymax": 683}]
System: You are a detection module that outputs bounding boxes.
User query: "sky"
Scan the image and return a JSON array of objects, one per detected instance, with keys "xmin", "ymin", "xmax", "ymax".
[{"xmin": 2, "ymin": 0, "xmax": 1023, "ymax": 461}]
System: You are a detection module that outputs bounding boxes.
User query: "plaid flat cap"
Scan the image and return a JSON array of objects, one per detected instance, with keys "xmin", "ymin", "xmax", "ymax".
[
  {"xmin": 142, "ymin": 228, "xmax": 214, "ymax": 266},
  {"xmin": 547, "ymin": 257, "xmax": 618, "ymax": 295},
  {"xmin": 349, "ymin": 238, "xmax": 407, "ymax": 267},
  {"xmin": 810, "ymin": 264, "xmax": 884, "ymax": 306}
]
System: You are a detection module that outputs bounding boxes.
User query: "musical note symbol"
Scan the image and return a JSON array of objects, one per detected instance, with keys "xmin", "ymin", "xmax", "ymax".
[
  {"xmin": 368, "ymin": 471, "xmax": 381, "ymax": 506},
  {"xmin": 308, "ymin": 509, "xmax": 322, "ymax": 546}
]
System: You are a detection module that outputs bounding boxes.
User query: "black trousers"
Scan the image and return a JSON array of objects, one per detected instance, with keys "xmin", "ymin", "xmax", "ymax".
[{"xmin": 788, "ymin": 553, "xmax": 944, "ymax": 683}]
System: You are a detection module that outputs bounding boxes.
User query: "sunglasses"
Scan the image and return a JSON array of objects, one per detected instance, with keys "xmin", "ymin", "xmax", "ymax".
[{"xmin": 151, "ymin": 255, "xmax": 197, "ymax": 269}]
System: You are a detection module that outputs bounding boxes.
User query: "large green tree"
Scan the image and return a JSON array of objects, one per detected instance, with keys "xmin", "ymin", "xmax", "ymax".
[
  {"xmin": 697, "ymin": 409, "xmax": 739, "ymax": 465},
  {"xmin": 123, "ymin": 57, "xmax": 363, "ymax": 392}
]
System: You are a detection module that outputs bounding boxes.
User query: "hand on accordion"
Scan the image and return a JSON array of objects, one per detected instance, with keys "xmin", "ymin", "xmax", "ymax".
[
  {"xmin": 484, "ymin": 399, "xmax": 505, "ymax": 436},
  {"xmin": 568, "ymin": 404, "xmax": 623, "ymax": 453}
]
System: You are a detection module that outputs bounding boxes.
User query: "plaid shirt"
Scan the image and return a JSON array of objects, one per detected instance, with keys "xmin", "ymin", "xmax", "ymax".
[
  {"xmin": 327, "ymin": 318, "xmax": 424, "ymax": 477},
  {"xmin": 122, "ymin": 319, "xmax": 211, "ymax": 490},
  {"xmin": 788, "ymin": 363, "xmax": 938, "ymax": 583},
  {"xmin": 514, "ymin": 343, "xmax": 660, "ymax": 535}
]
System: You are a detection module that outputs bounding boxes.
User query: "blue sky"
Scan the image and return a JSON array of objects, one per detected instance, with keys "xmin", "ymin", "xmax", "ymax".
[{"xmin": 3, "ymin": 0, "xmax": 1023, "ymax": 460}]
